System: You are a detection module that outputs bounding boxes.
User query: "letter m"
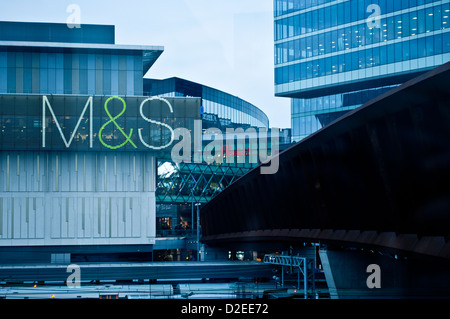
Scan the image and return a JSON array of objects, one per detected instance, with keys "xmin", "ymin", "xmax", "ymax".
[{"xmin": 42, "ymin": 96, "xmax": 93, "ymax": 148}]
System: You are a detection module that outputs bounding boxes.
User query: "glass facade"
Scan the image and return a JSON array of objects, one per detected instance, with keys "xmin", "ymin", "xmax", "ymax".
[
  {"xmin": 0, "ymin": 94, "xmax": 200, "ymax": 152},
  {"xmin": 0, "ymin": 48, "xmax": 144, "ymax": 96},
  {"xmin": 291, "ymin": 83, "xmax": 399, "ymax": 139},
  {"xmin": 0, "ymin": 21, "xmax": 115, "ymax": 44},
  {"xmin": 144, "ymin": 78, "xmax": 269, "ymax": 129},
  {"xmin": 274, "ymin": 0, "xmax": 450, "ymax": 141},
  {"xmin": 144, "ymin": 78, "xmax": 277, "ymax": 238}
]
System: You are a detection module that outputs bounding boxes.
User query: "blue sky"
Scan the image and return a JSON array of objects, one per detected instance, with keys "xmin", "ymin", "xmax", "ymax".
[{"xmin": 0, "ymin": 0, "xmax": 291, "ymax": 128}]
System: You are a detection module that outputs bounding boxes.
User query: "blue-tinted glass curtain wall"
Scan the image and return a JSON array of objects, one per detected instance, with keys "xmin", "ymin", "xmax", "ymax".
[
  {"xmin": 274, "ymin": 0, "xmax": 450, "ymax": 141},
  {"xmin": 0, "ymin": 49, "xmax": 144, "ymax": 96}
]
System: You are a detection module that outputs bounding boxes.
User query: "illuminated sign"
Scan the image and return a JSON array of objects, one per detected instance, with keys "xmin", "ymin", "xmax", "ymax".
[
  {"xmin": 0, "ymin": 94, "xmax": 200, "ymax": 152},
  {"xmin": 0, "ymin": 93, "xmax": 280, "ymax": 174}
]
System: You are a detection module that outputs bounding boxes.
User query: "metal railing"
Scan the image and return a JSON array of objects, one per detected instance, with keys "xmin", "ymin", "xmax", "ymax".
[{"xmin": 263, "ymin": 254, "xmax": 315, "ymax": 299}]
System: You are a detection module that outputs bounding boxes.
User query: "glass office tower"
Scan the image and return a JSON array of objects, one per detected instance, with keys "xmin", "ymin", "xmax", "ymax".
[{"xmin": 274, "ymin": 0, "xmax": 450, "ymax": 141}]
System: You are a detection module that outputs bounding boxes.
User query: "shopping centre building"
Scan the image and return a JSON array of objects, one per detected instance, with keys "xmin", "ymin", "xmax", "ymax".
[
  {"xmin": 274, "ymin": 0, "xmax": 450, "ymax": 141},
  {"xmin": 0, "ymin": 21, "xmax": 280, "ymax": 263},
  {"xmin": 144, "ymin": 77, "xmax": 284, "ymax": 261}
]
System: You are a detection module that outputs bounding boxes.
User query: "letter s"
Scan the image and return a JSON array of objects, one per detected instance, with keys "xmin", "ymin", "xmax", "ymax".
[{"xmin": 138, "ymin": 97, "xmax": 175, "ymax": 150}]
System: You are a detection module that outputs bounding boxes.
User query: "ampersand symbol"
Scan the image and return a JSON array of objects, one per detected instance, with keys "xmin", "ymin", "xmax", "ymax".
[{"xmin": 99, "ymin": 96, "xmax": 137, "ymax": 149}]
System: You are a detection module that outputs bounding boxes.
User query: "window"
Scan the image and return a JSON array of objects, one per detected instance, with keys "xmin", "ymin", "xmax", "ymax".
[
  {"xmin": 395, "ymin": 42, "xmax": 403, "ymax": 62},
  {"xmin": 345, "ymin": 52, "xmax": 352, "ymax": 72},
  {"xmin": 410, "ymin": 38, "xmax": 418, "ymax": 59},
  {"xmin": 434, "ymin": 5, "xmax": 442, "ymax": 31},
  {"xmin": 357, "ymin": 0, "xmax": 366, "ymax": 21},
  {"xmin": 443, "ymin": 4, "xmax": 450, "ymax": 29},
  {"xmin": 425, "ymin": 7, "xmax": 433, "ymax": 33},
  {"xmin": 331, "ymin": 4, "xmax": 338, "ymax": 27},
  {"xmin": 306, "ymin": 11, "xmax": 312, "ymax": 34},
  {"xmin": 434, "ymin": 33, "xmax": 443, "ymax": 55},
  {"xmin": 418, "ymin": 37, "xmax": 426, "ymax": 58},
  {"xmin": 402, "ymin": 12, "xmax": 410, "ymax": 38},
  {"xmin": 294, "ymin": 62, "xmax": 301, "ymax": 81},
  {"xmin": 387, "ymin": 17, "xmax": 395, "ymax": 41},
  {"xmin": 294, "ymin": 40, "xmax": 301, "ymax": 60},
  {"xmin": 387, "ymin": 43, "xmax": 395, "ymax": 64},
  {"xmin": 410, "ymin": 11, "xmax": 418, "ymax": 35},
  {"xmin": 444, "ymin": 31, "xmax": 450, "ymax": 53},
  {"xmin": 426, "ymin": 34, "xmax": 434, "ymax": 56},
  {"xmin": 418, "ymin": 9, "xmax": 426, "ymax": 34},
  {"xmin": 294, "ymin": 15, "xmax": 301, "ymax": 37},
  {"xmin": 275, "ymin": 21, "xmax": 281, "ymax": 41},
  {"xmin": 338, "ymin": 2, "xmax": 345, "ymax": 25},
  {"xmin": 312, "ymin": 10, "xmax": 318, "ymax": 32},
  {"xmin": 351, "ymin": 0, "xmax": 358, "ymax": 23},
  {"xmin": 313, "ymin": 35, "xmax": 319, "ymax": 57},
  {"xmin": 318, "ymin": 8, "xmax": 325, "ymax": 32},
  {"xmin": 318, "ymin": 33, "xmax": 325, "ymax": 55},
  {"xmin": 402, "ymin": 41, "xmax": 410, "ymax": 61},
  {"xmin": 288, "ymin": 16, "xmax": 294, "ymax": 38},
  {"xmin": 300, "ymin": 14, "xmax": 306, "ymax": 35},
  {"xmin": 300, "ymin": 37, "xmax": 306, "ymax": 58},
  {"xmin": 324, "ymin": 6, "xmax": 331, "ymax": 29}
]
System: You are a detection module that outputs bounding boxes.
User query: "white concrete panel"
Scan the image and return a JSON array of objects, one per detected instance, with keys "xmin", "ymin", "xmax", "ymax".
[
  {"xmin": 51, "ymin": 197, "xmax": 61, "ymax": 239},
  {"xmin": 0, "ymin": 151, "xmax": 157, "ymax": 246},
  {"xmin": 35, "ymin": 197, "xmax": 45, "ymax": 239},
  {"xmin": 12, "ymin": 198, "xmax": 20, "ymax": 239}
]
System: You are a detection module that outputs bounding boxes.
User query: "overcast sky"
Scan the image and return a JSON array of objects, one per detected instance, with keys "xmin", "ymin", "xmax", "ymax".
[{"xmin": 0, "ymin": 0, "xmax": 291, "ymax": 128}]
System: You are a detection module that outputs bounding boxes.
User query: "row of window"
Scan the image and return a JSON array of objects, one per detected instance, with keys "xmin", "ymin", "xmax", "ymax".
[
  {"xmin": 291, "ymin": 114, "xmax": 325, "ymax": 141},
  {"xmin": 0, "ymin": 51, "xmax": 143, "ymax": 71},
  {"xmin": 290, "ymin": 84, "xmax": 407, "ymax": 142},
  {"xmin": 202, "ymin": 99, "xmax": 267, "ymax": 128},
  {"xmin": 274, "ymin": 0, "xmax": 442, "ymax": 40},
  {"xmin": 275, "ymin": 32, "xmax": 450, "ymax": 84},
  {"xmin": 275, "ymin": 4, "xmax": 449, "ymax": 65},
  {"xmin": 0, "ymin": 50, "xmax": 144, "ymax": 95},
  {"xmin": 202, "ymin": 87, "xmax": 269, "ymax": 127},
  {"xmin": 275, "ymin": 0, "xmax": 342, "ymax": 17},
  {"xmin": 145, "ymin": 80, "xmax": 269, "ymax": 129},
  {"xmin": 291, "ymin": 111, "xmax": 353, "ymax": 141},
  {"xmin": 0, "ymin": 67, "xmax": 142, "ymax": 96},
  {"xmin": 291, "ymin": 84, "xmax": 398, "ymax": 115},
  {"xmin": 150, "ymin": 91, "xmax": 267, "ymax": 129}
]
